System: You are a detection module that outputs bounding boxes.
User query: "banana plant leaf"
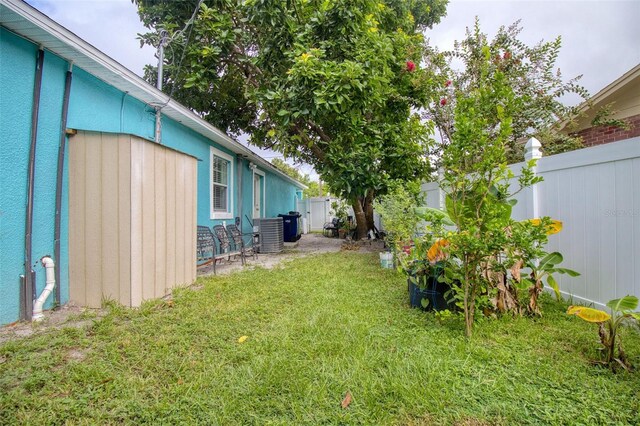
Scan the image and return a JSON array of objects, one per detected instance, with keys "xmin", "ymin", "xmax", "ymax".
[
  {"xmin": 538, "ymin": 252, "xmax": 563, "ymax": 270},
  {"xmin": 414, "ymin": 206, "xmax": 455, "ymax": 226},
  {"xmin": 547, "ymin": 275, "xmax": 561, "ymax": 300},
  {"xmin": 515, "ymin": 277, "xmax": 535, "ymax": 290},
  {"xmin": 549, "ymin": 267, "xmax": 580, "ymax": 277},
  {"xmin": 606, "ymin": 295, "xmax": 639, "ymax": 313},
  {"xmin": 567, "ymin": 306, "xmax": 611, "ymax": 323}
]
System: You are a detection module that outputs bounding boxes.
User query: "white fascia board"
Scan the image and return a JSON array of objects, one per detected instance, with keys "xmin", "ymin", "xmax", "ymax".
[{"xmin": 557, "ymin": 63, "xmax": 640, "ymax": 130}]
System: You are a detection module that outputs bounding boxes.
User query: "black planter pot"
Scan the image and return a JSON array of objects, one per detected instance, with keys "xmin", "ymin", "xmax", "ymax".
[{"xmin": 407, "ymin": 266, "xmax": 453, "ymax": 311}]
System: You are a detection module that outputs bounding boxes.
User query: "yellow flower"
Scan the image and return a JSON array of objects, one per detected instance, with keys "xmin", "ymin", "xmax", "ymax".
[
  {"xmin": 237, "ymin": 335, "xmax": 248, "ymax": 343},
  {"xmin": 427, "ymin": 239, "xmax": 449, "ymax": 263},
  {"xmin": 528, "ymin": 218, "xmax": 563, "ymax": 235}
]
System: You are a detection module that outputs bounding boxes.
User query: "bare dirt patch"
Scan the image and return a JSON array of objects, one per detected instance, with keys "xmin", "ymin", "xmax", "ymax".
[
  {"xmin": 65, "ymin": 347, "xmax": 87, "ymax": 362},
  {"xmin": 198, "ymin": 232, "xmax": 346, "ymax": 276},
  {"xmin": 0, "ymin": 303, "xmax": 105, "ymax": 344}
]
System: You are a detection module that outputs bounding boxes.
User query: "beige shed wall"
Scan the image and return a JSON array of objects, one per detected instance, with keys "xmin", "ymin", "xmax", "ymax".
[{"xmin": 69, "ymin": 131, "xmax": 197, "ymax": 308}]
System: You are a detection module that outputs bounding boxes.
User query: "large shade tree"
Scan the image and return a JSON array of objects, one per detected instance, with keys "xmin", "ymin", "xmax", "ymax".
[{"xmin": 135, "ymin": 0, "xmax": 448, "ymax": 238}]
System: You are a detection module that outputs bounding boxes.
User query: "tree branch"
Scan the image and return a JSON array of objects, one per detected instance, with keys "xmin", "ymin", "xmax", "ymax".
[{"xmin": 305, "ymin": 120, "xmax": 332, "ymax": 143}]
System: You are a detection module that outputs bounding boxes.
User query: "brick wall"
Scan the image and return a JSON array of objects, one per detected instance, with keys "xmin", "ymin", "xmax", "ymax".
[{"xmin": 570, "ymin": 113, "xmax": 640, "ymax": 147}]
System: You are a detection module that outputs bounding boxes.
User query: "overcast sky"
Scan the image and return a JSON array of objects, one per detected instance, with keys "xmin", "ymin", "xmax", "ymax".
[{"xmin": 26, "ymin": 0, "xmax": 640, "ymax": 179}]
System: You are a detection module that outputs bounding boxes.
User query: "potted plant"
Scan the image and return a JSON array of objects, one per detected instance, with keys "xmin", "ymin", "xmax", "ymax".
[
  {"xmin": 375, "ymin": 184, "xmax": 456, "ymax": 311},
  {"xmin": 331, "ymin": 200, "xmax": 350, "ymax": 238},
  {"xmin": 338, "ymin": 226, "xmax": 348, "ymax": 239},
  {"xmin": 400, "ymin": 236, "xmax": 455, "ymax": 311},
  {"xmin": 373, "ymin": 183, "xmax": 422, "ymax": 266}
]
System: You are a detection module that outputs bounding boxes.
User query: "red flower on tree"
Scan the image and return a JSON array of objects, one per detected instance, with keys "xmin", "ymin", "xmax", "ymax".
[
  {"xmin": 445, "ymin": 80, "xmax": 452, "ymax": 87},
  {"xmin": 440, "ymin": 98, "xmax": 447, "ymax": 106},
  {"xmin": 406, "ymin": 60, "xmax": 416, "ymax": 72}
]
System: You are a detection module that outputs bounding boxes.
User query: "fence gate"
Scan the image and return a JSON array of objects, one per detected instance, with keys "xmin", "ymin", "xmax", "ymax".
[
  {"xmin": 309, "ymin": 198, "xmax": 330, "ymax": 231},
  {"xmin": 297, "ymin": 197, "xmax": 339, "ymax": 231}
]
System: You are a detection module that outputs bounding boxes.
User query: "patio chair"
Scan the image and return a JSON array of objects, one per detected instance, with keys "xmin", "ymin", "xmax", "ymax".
[
  {"xmin": 213, "ymin": 224, "xmax": 244, "ymax": 265},
  {"xmin": 197, "ymin": 226, "xmax": 215, "ymax": 268},
  {"xmin": 226, "ymin": 224, "xmax": 258, "ymax": 261},
  {"xmin": 322, "ymin": 217, "xmax": 341, "ymax": 238},
  {"xmin": 197, "ymin": 225, "xmax": 227, "ymax": 275}
]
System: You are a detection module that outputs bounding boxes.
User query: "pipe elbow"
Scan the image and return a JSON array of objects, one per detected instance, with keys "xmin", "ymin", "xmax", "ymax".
[
  {"xmin": 33, "ymin": 256, "xmax": 56, "ymax": 322},
  {"xmin": 41, "ymin": 256, "xmax": 55, "ymax": 268}
]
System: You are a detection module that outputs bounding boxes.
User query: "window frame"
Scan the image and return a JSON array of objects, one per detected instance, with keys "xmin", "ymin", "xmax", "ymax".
[
  {"xmin": 210, "ymin": 147, "xmax": 234, "ymax": 220},
  {"xmin": 252, "ymin": 168, "xmax": 266, "ymax": 219}
]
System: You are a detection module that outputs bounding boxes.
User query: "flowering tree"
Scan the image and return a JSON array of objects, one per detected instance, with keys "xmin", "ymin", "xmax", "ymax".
[
  {"xmin": 423, "ymin": 19, "xmax": 589, "ymax": 164},
  {"xmin": 135, "ymin": 0, "xmax": 448, "ymax": 238},
  {"xmin": 430, "ymin": 43, "xmax": 553, "ymax": 337}
]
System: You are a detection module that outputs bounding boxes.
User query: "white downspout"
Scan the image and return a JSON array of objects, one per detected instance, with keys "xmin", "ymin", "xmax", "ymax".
[{"xmin": 33, "ymin": 256, "xmax": 55, "ymax": 322}]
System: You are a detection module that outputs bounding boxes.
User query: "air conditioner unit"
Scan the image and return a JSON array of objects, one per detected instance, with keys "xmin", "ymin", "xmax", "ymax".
[{"xmin": 254, "ymin": 217, "xmax": 284, "ymax": 253}]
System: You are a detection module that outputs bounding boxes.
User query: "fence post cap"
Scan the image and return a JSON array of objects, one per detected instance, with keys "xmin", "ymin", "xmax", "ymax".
[{"xmin": 524, "ymin": 137, "xmax": 543, "ymax": 161}]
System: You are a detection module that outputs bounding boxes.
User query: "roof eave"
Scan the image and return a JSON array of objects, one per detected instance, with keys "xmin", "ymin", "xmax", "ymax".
[{"xmin": 0, "ymin": 0, "xmax": 307, "ymax": 190}]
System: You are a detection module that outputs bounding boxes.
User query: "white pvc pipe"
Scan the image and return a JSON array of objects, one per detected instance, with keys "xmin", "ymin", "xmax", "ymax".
[{"xmin": 33, "ymin": 256, "xmax": 55, "ymax": 322}]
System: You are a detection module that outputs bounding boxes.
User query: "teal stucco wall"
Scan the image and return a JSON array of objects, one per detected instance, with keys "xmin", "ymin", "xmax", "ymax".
[
  {"xmin": 67, "ymin": 68, "xmax": 156, "ymax": 140},
  {"xmin": 264, "ymin": 169, "xmax": 298, "ymax": 218},
  {"xmin": 0, "ymin": 27, "xmax": 303, "ymax": 325},
  {"xmin": 0, "ymin": 29, "xmax": 69, "ymax": 324},
  {"xmin": 237, "ymin": 163, "xmax": 301, "ymax": 232}
]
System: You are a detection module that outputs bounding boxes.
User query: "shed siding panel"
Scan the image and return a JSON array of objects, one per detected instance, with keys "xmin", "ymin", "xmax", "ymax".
[
  {"xmin": 174, "ymin": 156, "xmax": 187, "ymax": 284},
  {"xmin": 130, "ymin": 138, "xmax": 143, "ymax": 306},
  {"xmin": 69, "ymin": 132, "xmax": 87, "ymax": 306},
  {"xmin": 69, "ymin": 131, "xmax": 197, "ymax": 308},
  {"xmin": 141, "ymin": 140, "xmax": 156, "ymax": 301},
  {"xmin": 117, "ymin": 134, "xmax": 132, "ymax": 306},
  {"xmin": 188, "ymin": 158, "xmax": 198, "ymax": 282},
  {"xmin": 83, "ymin": 133, "xmax": 103, "ymax": 308},
  {"xmin": 154, "ymin": 147, "xmax": 167, "ymax": 295},
  {"xmin": 100, "ymin": 133, "xmax": 120, "ymax": 303},
  {"xmin": 165, "ymin": 151, "xmax": 177, "ymax": 291}
]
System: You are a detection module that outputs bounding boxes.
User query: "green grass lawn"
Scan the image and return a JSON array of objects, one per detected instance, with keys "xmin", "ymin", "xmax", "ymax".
[{"xmin": 1, "ymin": 253, "xmax": 639, "ymax": 425}]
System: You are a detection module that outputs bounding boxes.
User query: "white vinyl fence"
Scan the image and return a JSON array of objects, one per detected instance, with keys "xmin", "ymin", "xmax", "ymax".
[
  {"xmin": 297, "ymin": 197, "xmax": 371, "ymax": 232},
  {"xmin": 296, "ymin": 197, "xmax": 343, "ymax": 232},
  {"xmin": 421, "ymin": 136, "xmax": 640, "ymax": 309}
]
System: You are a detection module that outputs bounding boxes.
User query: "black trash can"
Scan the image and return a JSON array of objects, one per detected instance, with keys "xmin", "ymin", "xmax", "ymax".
[{"xmin": 278, "ymin": 212, "xmax": 301, "ymax": 242}]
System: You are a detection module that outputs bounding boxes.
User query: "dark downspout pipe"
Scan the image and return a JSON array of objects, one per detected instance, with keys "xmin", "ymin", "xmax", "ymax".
[
  {"xmin": 23, "ymin": 48, "xmax": 45, "ymax": 321},
  {"xmin": 53, "ymin": 63, "xmax": 73, "ymax": 308}
]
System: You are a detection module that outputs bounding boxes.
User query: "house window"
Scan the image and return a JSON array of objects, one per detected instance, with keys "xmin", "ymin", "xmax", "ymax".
[
  {"xmin": 212, "ymin": 157, "xmax": 228, "ymax": 211},
  {"xmin": 210, "ymin": 147, "xmax": 234, "ymax": 219}
]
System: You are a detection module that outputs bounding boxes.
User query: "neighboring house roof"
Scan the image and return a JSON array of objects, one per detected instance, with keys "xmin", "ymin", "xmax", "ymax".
[
  {"xmin": 560, "ymin": 63, "xmax": 640, "ymax": 133},
  {"xmin": 0, "ymin": 0, "xmax": 306, "ymax": 190}
]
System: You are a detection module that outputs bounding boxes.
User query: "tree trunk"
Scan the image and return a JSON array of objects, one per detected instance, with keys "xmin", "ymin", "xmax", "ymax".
[
  {"xmin": 463, "ymin": 262, "xmax": 472, "ymax": 338},
  {"xmin": 364, "ymin": 189, "xmax": 375, "ymax": 233},
  {"xmin": 527, "ymin": 276, "xmax": 543, "ymax": 316},
  {"xmin": 351, "ymin": 198, "xmax": 368, "ymax": 240}
]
